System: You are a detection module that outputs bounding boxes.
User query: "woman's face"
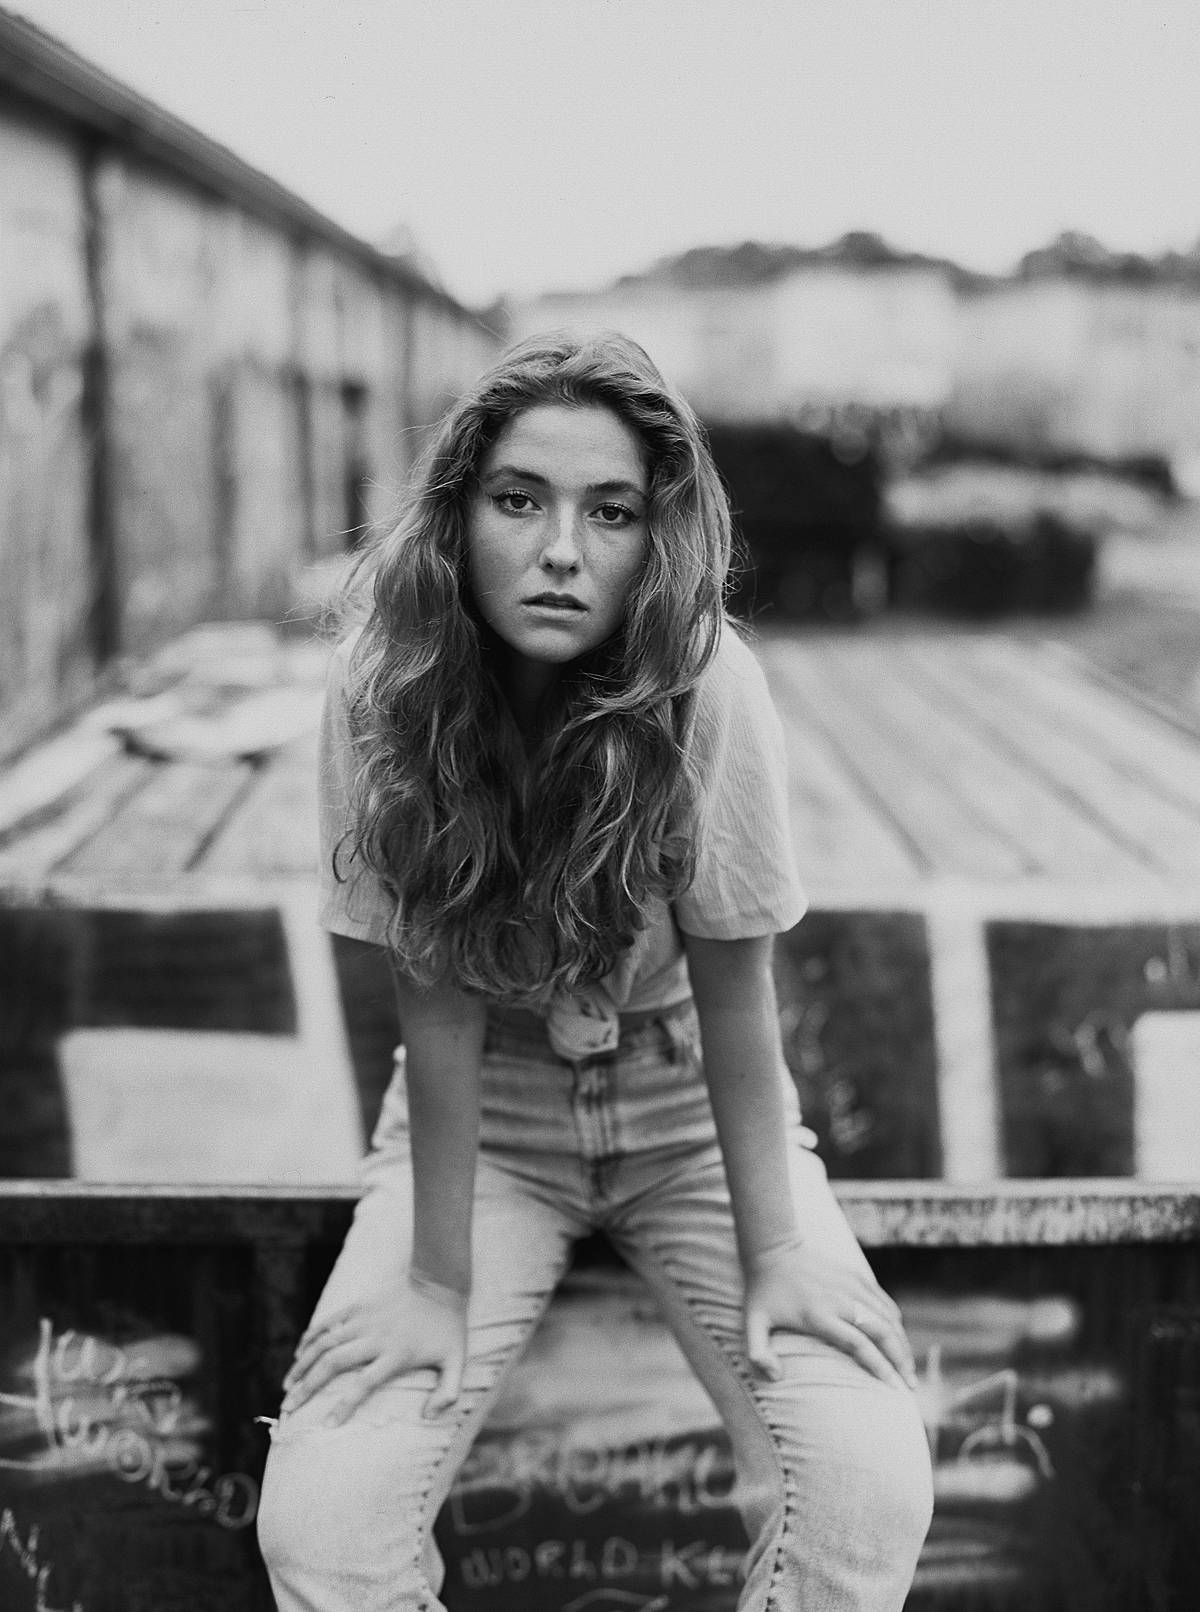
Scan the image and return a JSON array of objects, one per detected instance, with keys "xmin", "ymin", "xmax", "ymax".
[{"xmin": 466, "ymin": 402, "xmax": 649, "ymax": 683}]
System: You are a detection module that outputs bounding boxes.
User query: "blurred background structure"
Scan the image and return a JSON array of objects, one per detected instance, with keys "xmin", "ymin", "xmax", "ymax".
[
  {"xmin": 0, "ymin": 11, "xmax": 497, "ymax": 761},
  {"xmin": 511, "ymin": 232, "xmax": 1200, "ymax": 623},
  {"xmin": 513, "ymin": 230, "xmax": 1200, "ymax": 486}
]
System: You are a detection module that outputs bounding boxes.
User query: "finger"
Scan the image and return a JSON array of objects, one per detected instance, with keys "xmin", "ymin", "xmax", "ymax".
[
  {"xmin": 744, "ymin": 1307, "xmax": 781, "ymax": 1382},
  {"xmin": 284, "ymin": 1313, "xmax": 354, "ymax": 1389},
  {"xmin": 850, "ymin": 1294, "xmax": 913, "ymax": 1353},
  {"xmin": 866, "ymin": 1286, "xmax": 904, "ymax": 1325},
  {"xmin": 327, "ymin": 1363, "xmax": 386, "ymax": 1427},
  {"xmin": 850, "ymin": 1297, "xmax": 918, "ymax": 1384},
  {"xmin": 296, "ymin": 1306, "xmax": 354, "ymax": 1354},
  {"xmin": 283, "ymin": 1345, "xmax": 327, "ymax": 1394},
  {"xmin": 426, "ymin": 1331, "xmax": 468, "ymax": 1419},
  {"xmin": 825, "ymin": 1317, "xmax": 908, "ymax": 1391},
  {"xmin": 846, "ymin": 1281, "xmax": 913, "ymax": 1349},
  {"xmin": 282, "ymin": 1341, "xmax": 372, "ymax": 1411},
  {"xmin": 284, "ymin": 1339, "xmax": 342, "ymax": 1395}
]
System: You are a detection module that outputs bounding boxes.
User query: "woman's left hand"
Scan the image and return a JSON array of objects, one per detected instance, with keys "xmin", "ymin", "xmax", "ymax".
[{"xmin": 743, "ymin": 1238, "xmax": 918, "ymax": 1392}]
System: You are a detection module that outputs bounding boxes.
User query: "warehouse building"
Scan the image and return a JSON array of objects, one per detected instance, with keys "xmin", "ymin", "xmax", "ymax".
[{"xmin": 0, "ymin": 9, "xmax": 498, "ymax": 757}]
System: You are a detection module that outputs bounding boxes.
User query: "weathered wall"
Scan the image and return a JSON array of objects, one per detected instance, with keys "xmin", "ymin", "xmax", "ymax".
[
  {"xmin": 208, "ymin": 208, "xmax": 308, "ymax": 622},
  {"xmin": 513, "ymin": 266, "xmax": 1200, "ymax": 482},
  {"xmin": 98, "ymin": 156, "xmax": 222, "ymax": 649},
  {"xmin": 0, "ymin": 108, "xmax": 93, "ymax": 756},
  {"xmin": 0, "ymin": 101, "xmax": 497, "ymax": 758},
  {"xmin": 946, "ymin": 278, "xmax": 1200, "ymax": 473},
  {"xmin": 772, "ymin": 265, "xmax": 958, "ymax": 413},
  {"xmin": 507, "ymin": 281, "xmax": 741, "ymax": 417},
  {"xmin": 1075, "ymin": 285, "xmax": 1200, "ymax": 471},
  {"xmin": 946, "ymin": 280, "xmax": 1087, "ymax": 451},
  {"xmin": 508, "ymin": 265, "xmax": 958, "ymax": 425}
]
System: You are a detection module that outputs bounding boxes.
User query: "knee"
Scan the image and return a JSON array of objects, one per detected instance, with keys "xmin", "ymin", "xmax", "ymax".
[
  {"xmin": 821, "ymin": 1385, "xmax": 933, "ymax": 1558},
  {"xmin": 848, "ymin": 1387, "xmax": 934, "ymax": 1554},
  {"xmin": 256, "ymin": 1430, "xmax": 333, "ymax": 1585},
  {"xmin": 256, "ymin": 1422, "xmax": 431, "ymax": 1603},
  {"xmin": 760, "ymin": 1367, "xmax": 934, "ymax": 1563}
]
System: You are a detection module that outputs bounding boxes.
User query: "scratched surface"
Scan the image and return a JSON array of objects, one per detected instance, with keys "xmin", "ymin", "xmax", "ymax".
[
  {"xmin": 989, "ymin": 920, "xmax": 1200, "ymax": 1177},
  {"xmin": 0, "ymin": 1203, "xmax": 1198, "ymax": 1612},
  {"xmin": 0, "ymin": 1243, "xmax": 272, "ymax": 1612},
  {"xmin": 773, "ymin": 910, "xmax": 941, "ymax": 1177}
]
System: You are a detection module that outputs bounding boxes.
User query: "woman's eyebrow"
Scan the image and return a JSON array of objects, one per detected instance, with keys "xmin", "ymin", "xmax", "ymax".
[
  {"xmin": 587, "ymin": 478, "xmax": 646, "ymax": 498},
  {"xmin": 481, "ymin": 463, "xmax": 549, "ymax": 485},
  {"xmin": 481, "ymin": 464, "xmax": 645, "ymax": 498}
]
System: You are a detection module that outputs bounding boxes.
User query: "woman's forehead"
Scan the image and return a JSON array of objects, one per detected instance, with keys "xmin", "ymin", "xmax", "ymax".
[{"xmin": 481, "ymin": 402, "xmax": 647, "ymax": 490}]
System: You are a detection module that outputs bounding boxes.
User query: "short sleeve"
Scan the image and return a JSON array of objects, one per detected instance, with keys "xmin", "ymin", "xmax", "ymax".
[
  {"xmin": 316, "ymin": 637, "xmax": 395, "ymax": 945},
  {"xmin": 673, "ymin": 628, "xmax": 807, "ymax": 940}
]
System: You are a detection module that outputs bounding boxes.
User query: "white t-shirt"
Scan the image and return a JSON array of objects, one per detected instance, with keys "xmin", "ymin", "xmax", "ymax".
[{"xmin": 316, "ymin": 622, "xmax": 806, "ymax": 1026}]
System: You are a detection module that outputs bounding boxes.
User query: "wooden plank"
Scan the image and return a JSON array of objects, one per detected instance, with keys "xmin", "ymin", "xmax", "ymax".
[
  {"xmin": 818, "ymin": 638, "xmax": 1150, "ymax": 878},
  {"xmin": 762, "ymin": 650, "xmax": 918, "ymax": 881},
  {"xmin": 1060, "ymin": 641, "xmax": 1200, "ymax": 746},
  {"xmin": 199, "ymin": 731, "xmax": 321, "ymax": 878},
  {"xmin": 57, "ymin": 761, "xmax": 256, "ymax": 879},
  {"xmin": 980, "ymin": 639, "xmax": 1200, "ymax": 818},
  {"xmin": 765, "ymin": 638, "xmax": 1028, "ymax": 877},
  {"xmin": 116, "ymin": 684, "xmax": 324, "ymax": 764},
  {"xmin": 899, "ymin": 640, "xmax": 1200, "ymax": 875},
  {"xmin": 0, "ymin": 752, "xmax": 155, "ymax": 887},
  {"xmin": 0, "ymin": 724, "xmax": 120, "ymax": 838}
]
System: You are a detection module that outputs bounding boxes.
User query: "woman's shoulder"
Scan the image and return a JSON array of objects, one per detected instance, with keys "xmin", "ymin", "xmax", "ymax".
[
  {"xmin": 330, "ymin": 622, "xmax": 366, "ymax": 667},
  {"xmin": 693, "ymin": 619, "xmax": 773, "ymax": 734},
  {"xmin": 324, "ymin": 624, "xmax": 368, "ymax": 695}
]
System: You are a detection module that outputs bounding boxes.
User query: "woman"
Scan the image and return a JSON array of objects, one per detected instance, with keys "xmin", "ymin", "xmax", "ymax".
[{"xmin": 257, "ymin": 332, "xmax": 933, "ymax": 1610}]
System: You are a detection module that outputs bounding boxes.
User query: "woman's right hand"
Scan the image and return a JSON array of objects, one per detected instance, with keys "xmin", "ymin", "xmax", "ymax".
[{"xmin": 280, "ymin": 1277, "xmax": 468, "ymax": 1424}]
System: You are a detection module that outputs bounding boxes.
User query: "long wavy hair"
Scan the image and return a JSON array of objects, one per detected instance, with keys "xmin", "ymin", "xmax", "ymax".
[{"xmin": 333, "ymin": 330, "xmax": 734, "ymax": 1000}]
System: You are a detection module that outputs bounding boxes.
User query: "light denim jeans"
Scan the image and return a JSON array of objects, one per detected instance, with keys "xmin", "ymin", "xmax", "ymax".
[{"xmin": 257, "ymin": 1003, "xmax": 933, "ymax": 1611}]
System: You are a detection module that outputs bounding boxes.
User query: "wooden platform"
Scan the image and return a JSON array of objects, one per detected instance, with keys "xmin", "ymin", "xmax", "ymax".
[
  {"xmin": 4, "ymin": 620, "xmax": 1200, "ymax": 1186},
  {"xmin": 0, "ymin": 622, "xmax": 328, "ymax": 894},
  {"xmin": 758, "ymin": 627, "xmax": 1200, "ymax": 893},
  {"xmin": 5, "ymin": 621, "xmax": 1200, "ymax": 897}
]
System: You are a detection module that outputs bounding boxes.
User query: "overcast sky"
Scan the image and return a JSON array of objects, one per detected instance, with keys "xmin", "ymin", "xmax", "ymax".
[{"xmin": 12, "ymin": 0, "xmax": 1200, "ymax": 308}]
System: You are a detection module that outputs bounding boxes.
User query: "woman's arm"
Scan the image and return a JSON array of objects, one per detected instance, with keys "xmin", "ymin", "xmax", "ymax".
[
  {"xmin": 393, "ymin": 963, "xmax": 487, "ymax": 1298},
  {"xmin": 684, "ymin": 932, "xmax": 799, "ymax": 1259},
  {"xmin": 685, "ymin": 932, "xmax": 917, "ymax": 1391},
  {"xmin": 279, "ymin": 943, "xmax": 486, "ymax": 1421}
]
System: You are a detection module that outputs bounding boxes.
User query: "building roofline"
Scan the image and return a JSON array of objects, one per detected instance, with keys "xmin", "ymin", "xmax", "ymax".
[{"xmin": 0, "ymin": 5, "xmax": 486, "ymax": 324}]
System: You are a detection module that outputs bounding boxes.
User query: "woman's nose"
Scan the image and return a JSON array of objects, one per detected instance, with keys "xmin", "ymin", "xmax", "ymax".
[{"xmin": 540, "ymin": 508, "xmax": 583, "ymax": 571}]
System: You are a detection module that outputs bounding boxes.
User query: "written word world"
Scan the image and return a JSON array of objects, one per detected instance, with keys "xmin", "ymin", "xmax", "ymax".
[{"xmin": 0, "ymin": 1318, "xmax": 259, "ymax": 1530}]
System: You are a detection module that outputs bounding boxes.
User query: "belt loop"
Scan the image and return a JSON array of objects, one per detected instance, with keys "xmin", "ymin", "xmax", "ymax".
[{"xmin": 661, "ymin": 1005, "xmax": 692, "ymax": 1066}]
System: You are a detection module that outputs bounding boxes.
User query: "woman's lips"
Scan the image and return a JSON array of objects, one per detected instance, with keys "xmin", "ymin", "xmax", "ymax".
[{"xmin": 523, "ymin": 594, "xmax": 587, "ymax": 611}]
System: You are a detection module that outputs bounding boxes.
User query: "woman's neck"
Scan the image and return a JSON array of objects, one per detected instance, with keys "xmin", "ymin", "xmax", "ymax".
[{"xmin": 493, "ymin": 649, "xmax": 561, "ymax": 748}]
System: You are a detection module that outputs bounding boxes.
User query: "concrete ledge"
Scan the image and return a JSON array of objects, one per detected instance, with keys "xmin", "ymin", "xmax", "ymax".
[
  {"xmin": 836, "ymin": 1178, "xmax": 1200, "ymax": 1245},
  {"xmin": 1, "ymin": 1179, "xmax": 1198, "ymax": 1246}
]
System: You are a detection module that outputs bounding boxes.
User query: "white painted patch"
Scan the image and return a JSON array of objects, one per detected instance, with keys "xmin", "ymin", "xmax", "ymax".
[
  {"xmin": 926, "ymin": 896, "xmax": 1002, "ymax": 1182},
  {"xmin": 58, "ymin": 898, "xmax": 363, "ymax": 1184},
  {"xmin": 1131, "ymin": 1010, "xmax": 1200, "ymax": 1179}
]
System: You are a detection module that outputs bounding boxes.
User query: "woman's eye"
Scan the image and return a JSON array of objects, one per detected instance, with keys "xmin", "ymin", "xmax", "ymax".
[
  {"xmin": 495, "ymin": 490, "xmax": 536, "ymax": 515},
  {"xmin": 594, "ymin": 503, "xmax": 638, "ymax": 527}
]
